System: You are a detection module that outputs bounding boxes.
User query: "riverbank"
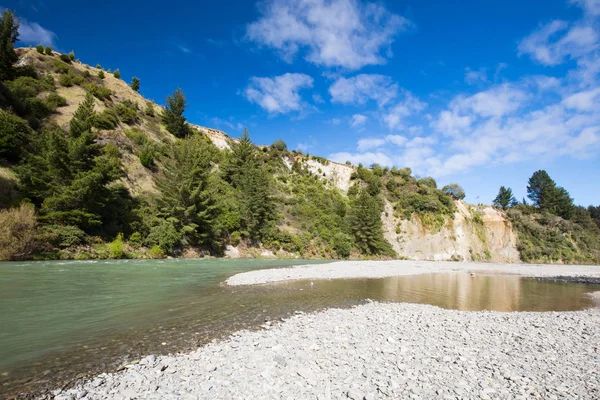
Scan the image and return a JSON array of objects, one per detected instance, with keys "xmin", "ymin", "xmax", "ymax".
[
  {"xmin": 56, "ymin": 301, "xmax": 599, "ymax": 399},
  {"xmin": 226, "ymin": 260, "xmax": 600, "ymax": 286}
]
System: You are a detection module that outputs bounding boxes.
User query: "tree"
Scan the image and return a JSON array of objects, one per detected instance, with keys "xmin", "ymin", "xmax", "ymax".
[
  {"xmin": 527, "ymin": 170, "xmax": 574, "ymax": 219},
  {"xmin": 98, "ymin": 70, "xmax": 105, "ymax": 79},
  {"xmin": 131, "ymin": 77, "xmax": 140, "ymax": 92},
  {"xmin": 35, "ymin": 44, "xmax": 44, "ymax": 54},
  {"xmin": 0, "ymin": 109, "xmax": 32, "ymax": 162},
  {"xmin": 442, "ymin": 183, "xmax": 466, "ymax": 200},
  {"xmin": 44, "ymin": 45, "xmax": 52, "ymax": 55},
  {"xmin": 113, "ymin": 69, "xmax": 121, "ymax": 79},
  {"xmin": 68, "ymin": 51, "xmax": 75, "ymax": 61},
  {"xmin": 493, "ymin": 186, "xmax": 516, "ymax": 210},
  {"xmin": 348, "ymin": 189, "xmax": 394, "ymax": 256},
  {"xmin": 270, "ymin": 139, "xmax": 287, "ymax": 151},
  {"xmin": 162, "ymin": 88, "xmax": 190, "ymax": 138},
  {"xmin": 0, "ymin": 9, "xmax": 20, "ymax": 81},
  {"xmin": 589, "ymin": 205, "xmax": 600, "ymax": 228}
]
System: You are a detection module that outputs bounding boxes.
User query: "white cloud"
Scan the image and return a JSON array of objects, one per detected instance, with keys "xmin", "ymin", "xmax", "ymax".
[
  {"xmin": 312, "ymin": 94, "xmax": 325, "ymax": 104},
  {"xmin": 329, "ymin": 74, "xmax": 398, "ymax": 106},
  {"xmin": 383, "ymin": 92, "xmax": 427, "ymax": 130},
  {"xmin": 571, "ymin": 0, "xmax": 600, "ymax": 16},
  {"xmin": 455, "ymin": 84, "xmax": 529, "ymax": 118},
  {"xmin": 18, "ymin": 19, "xmax": 56, "ymax": 46},
  {"xmin": 328, "ymin": 151, "xmax": 394, "ymax": 166},
  {"xmin": 464, "ymin": 68, "xmax": 488, "ymax": 85},
  {"xmin": 518, "ymin": 20, "xmax": 598, "ymax": 65},
  {"xmin": 244, "ymin": 73, "xmax": 314, "ymax": 114},
  {"xmin": 246, "ymin": 0, "xmax": 412, "ymax": 69},
  {"xmin": 330, "ymin": 118, "xmax": 341, "ymax": 125},
  {"xmin": 178, "ymin": 44, "xmax": 192, "ymax": 54},
  {"xmin": 562, "ymin": 87, "xmax": 600, "ymax": 110},
  {"xmin": 385, "ymin": 134, "xmax": 407, "ymax": 146},
  {"xmin": 350, "ymin": 113, "xmax": 367, "ymax": 128},
  {"xmin": 357, "ymin": 137, "xmax": 386, "ymax": 151}
]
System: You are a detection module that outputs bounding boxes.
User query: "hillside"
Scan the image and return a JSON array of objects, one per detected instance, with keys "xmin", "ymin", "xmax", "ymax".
[{"xmin": 1, "ymin": 42, "xmax": 599, "ymax": 263}]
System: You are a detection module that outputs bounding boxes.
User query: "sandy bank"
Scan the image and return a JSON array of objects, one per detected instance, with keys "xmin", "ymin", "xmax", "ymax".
[
  {"xmin": 225, "ymin": 260, "xmax": 600, "ymax": 286},
  {"xmin": 57, "ymin": 302, "xmax": 600, "ymax": 400}
]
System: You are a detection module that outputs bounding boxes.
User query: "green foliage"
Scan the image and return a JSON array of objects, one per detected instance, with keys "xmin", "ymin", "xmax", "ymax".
[
  {"xmin": 36, "ymin": 44, "xmax": 44, "ymax": 54},
  {"xmin": 44, "ymin": 93, "xmax": 67, "ymax": 110},
  {"xmin": 527, "ymin": 170, "xmax": 574, "ymax": 219},
  {"xmin": 229, "ymin": 231, "xmax": 242, "ymax": 246},
  {"xmin": 162, "ymin": 88, "xmax": 190, "ymax": 138},
  {"xmin": 98, "ymin": 70, "xmax": 105, "ymax": 79},
  {"xmin": 148, "ymin": 245, "xmax": 165, "ymax": 259},
  {"xmin": 93, "ymin": 108, "xmax": 119, "ymax": 130},
  {"xmin": 493, "ymin": 186, "xmax": 517, "ymax": 210},
  {"xmin": 0, "ymin": 109, "xmax": 32, "ymax": 162},
  {"xmin": 44, "ymin": 46, "xmax": 52, "ymax": 55},
  {"xmin": 113, "ymin": 69, "xmax": 121, "ymax": 79},
  {"xmin": 59, "ymin": 54, "xmax": 71, "ymax": 64},
  {"xmin": 271, "ymin": 139, "xmax": 287, "ymax": 151},
  {"xmin": 107, "ymin": 233, "xmax": 125, "ymax": 259},
  {"xmin": 124, "ymin": 128, "xmax": 148, "ymax": 146},
  {"xmin": 144, "ymin": 101, "xmax": 155, "ymax": 116},
  {"xmin": 85, "ymin": 83, "xmax": 112, "ymax": 100},
  {"xmin": 50, "ymin": 224, "xmax": 87, "ymax": 248},
  {"xmin": 128, "ymin": 232, "xmax": 142, "ymax": 248},
  {"xmin": 0, "ymin": 9, "xmax": 19, "ymax": 81},
  {"xmin": 146, "ymin": 220, "xmax": 181, "ymax": 253},
  {"xmin": 114, "ymin": 101, "xmax": 138, "ymax": 124},
  {"xmin": 131, "ymin": 77, "xmax": 140, "ymax": 92},
  {"xmin": 138, "ymin": 144, "xmax": 155, "ymax": 168},
  {"xmin": 0, "ymin": 203, "xmax": 37, "ymax": 261},
  {"xmin": 349, "ymin": 189, "xmax": 394, "ymax": 256},
  {"xmin": 441, "ymin": 183, "xmax": 465, "ymax": 200},
  {"xmin": 68, "ymin": 51, "xmax": 75, "ymax": 61},
  {"xmin": 54, "ymin": 60, "xmax": 69, "ymax": 74},
  {"xmin": 332, "ymin": 232, "xmax": 352, "ymax": 258},
  {"xmin": 418, "ymin": 177, "xmax": 437, "ymax": 189}
]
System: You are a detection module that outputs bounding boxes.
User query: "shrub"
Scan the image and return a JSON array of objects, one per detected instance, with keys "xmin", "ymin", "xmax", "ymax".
[
  {"xmin": 146, "ymin": 220, "xmax": 181, "ymax": 253},
  {"xmin": 98, "ymin": 70, "xmax": 105, "ymax": 79},
  {"xmin": 68, "ymin": 51, "xmax": 75, "ymax": 61},
  {"xmin": 6, "ymin": 76, "xmax": 54, "ymax": 100},
  {"xmin": 128, "ymin": 232, "xmax": 143, "ymax": 248},
  {"xmin": 95, "ymin": 64, "xmax": 101, "ymax": 69},
  {"xmin": 44, "ymin": 93, "xmax": 67, "ymax": 110},
  {"xmin": 270, "ymin": 139, "xmax": 287, "ymax": 151},
  {"xmin": 144, "ymin": 101, "xmax": 155, "ymax": 116},
  {"xmin": 36, "ymin": 44, "xmax": 44, "ymax": 54},
  {"xmin": 58, "ymin": 73, "xmax": 74, "ymax": 87},
  {"xmin": 124, "ymin": 128, "xmax": 148, "ymax": 146},
  {"xmin": 418, "ymin": 177, "xmax": 437, "ymax": 189},
  {"xmin": 332, "ymin": 232, "xmax": 352, "ymax": 258},
  {"xmin": 107, "ymin": 233, "xmax": 126, "ymax": 259},
  {"xmin": 230, "ymin": 231, "xmax": 242, "ymax": 246},
  {"xmin": 94, "ymin": 108, "xmax": 119, "ymax": 129},
  {"xmin": 52, "ymin": 225, "xmax": 87, "ymax": 248},
  {"xmin": 83, "ymin": 70, "xmax": 90, "ymax": 78},
  {"xmin": 44, "ymin": 46, "xmax": 52, "ymax": 55},
  {"xmin": 115, "ymin": 102, "xmax": 138, "ymax": 124},
  {"xmin": 138, "ymin": 144, "xmax": 155, "ymax": 168},
  {"xmin": 54, "ymin": 60, "xmax": 69, "ymax": 74},
  {"xmin": 0, "ymin": 204, "xmax": 37, "ymax": 261},
  {"xmin": 59, "ymin": 54, "xmax": 71, "ymax": 63},
  {"xmin": 442, "ymin": 183, "xmax": 466, "ymax": 200},
  {"xmin": 148, "ymin": 245, "xmax": 165, "ymax": 259},
  {"xmin": 131, "ymin": 77, "xmax": 140, "ymax": 92},
  {"xmin": 85, "ymin": 83, "xmax": 112, "ymax": 100},
  {"xmin": 113, "ymin": 69, "xmax": 121, "ymax": 79}
]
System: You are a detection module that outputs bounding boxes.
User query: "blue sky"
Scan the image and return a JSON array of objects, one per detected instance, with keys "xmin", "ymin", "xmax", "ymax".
[{"xmin": 3, "ymin": 0, "xmax": 600, "ymax": 206}]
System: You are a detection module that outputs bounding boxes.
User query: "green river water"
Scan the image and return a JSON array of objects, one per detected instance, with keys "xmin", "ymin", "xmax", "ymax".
[{"xmin": 0, "ymin": 258, "xmax": 598, "ymax": 397}]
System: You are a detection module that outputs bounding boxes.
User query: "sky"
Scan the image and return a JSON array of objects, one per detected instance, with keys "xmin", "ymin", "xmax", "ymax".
[{"xmin": 3, "ymin": 0, "xmax": 600, "ymax": 206}]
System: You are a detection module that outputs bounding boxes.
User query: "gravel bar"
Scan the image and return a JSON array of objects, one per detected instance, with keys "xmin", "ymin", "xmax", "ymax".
[
  {"xmin": 56, "ymin": 302, "xmax": 599, "ymax": 400},
  {"xmin": 225, "ymin": 260, "xmax": 600, "ymax": 286}
]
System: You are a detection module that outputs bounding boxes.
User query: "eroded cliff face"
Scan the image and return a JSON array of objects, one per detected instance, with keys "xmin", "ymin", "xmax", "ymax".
[{"xmin": 382, "ymin": 200, "xmax": 520, "ymax": 263}]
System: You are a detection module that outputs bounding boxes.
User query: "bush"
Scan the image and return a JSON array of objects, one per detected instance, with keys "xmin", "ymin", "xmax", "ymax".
[
  {"xmin": 94, "ymin": 108, "xmax": 119, "ymax": 130},
  {"xmin": 128, "ymin": 232, "xmax": 143, "ymax": 248},
  {"xmin": 98, "ymin": 70, "xmax": 105, "ymax": 79},
  {"xmin": 145, "ymin": 101, "xmax": 155, "ymax": 116},
  {"xmin": 68, "ymin": 51, "xmax": 75, "ymax": 61},
  {"xmin": 0, "ymin": 204, "xmax": 37, "ymax": 261},
  {"xmin": 418, "ymin": 177, "xmax": 437, "ymax": 189},
  {"xmin": 148, "ymin": 245, "xmax": 165, "ymax": 259},
  {"xmin": 95, "ymin": 64, "xmax": 101, "ymax": 69},
  {"xmin": 146, "ymin": 220, "xmax": 181, "ymax": 253},
  {"xmin": 115, "ymin": 102, "xmax": 138, "ymax": 124},
  {"xmin": 124, "ymin": 128, "xmax": 148, "ymax": 146},
  {"xmin": 332, "ymin": 232, "xmax": 352, "ymax": 258},
  {"xmin": 59, "ymin": 54, "xmax": 71, "ymax": 64},
  {"xmin": 113, "ymin": 69, "xmax": 121, "ymax": 79},
  {"xmin": 44, "ymin": 93, "xmax": 67, "ymax": 111},
  {"xmin": 58, "ymin": 73, "xmax": 74, "ymax": 87},
  {"xmin": 44, "ymin": 46, "xmax": 52, "ymax": 55},
  {"xmin": 83, "ymin": 70, "xmax": 90, "ymax": 78},
  {"xmin": 107, "ymin": 233, "xmax": 126, "ymax": 259},
  {"xmin": 6, "ymin": 76, "xmax": 54, "ymax": 100},
  {"xmin": 54, "ymin": 60, "xmax": 69, "ymax": 74},
  {"xmin": 138, "ymin": 144, "xmax": 155, "ymax": 168},
  {"xmin": 270, "ymin": 139, "xmax": 287, "ymax": 151},
  {"xmin": 131, "ymin": 77, "xmax": 140, "ymax": 92},
  {"xmin": 51, "ymin": 225, "xmax": 87, "ymax": 248},
  {"xmin": 85, "ymin": 83, "xmax": 112, "ymax": 100},
  {"xmin": 230, "ymin": 231, "xmax": 242, "ymax": 246},
  {"xmin": 36, "ymin": 44, "xmax": 44, "ymax": 54},
  {"xmin": 442, "ymin": 183, "xmax": 466, "ymax": 200}
]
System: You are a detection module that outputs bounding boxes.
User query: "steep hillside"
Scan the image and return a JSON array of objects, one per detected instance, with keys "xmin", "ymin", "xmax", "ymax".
[{"xmin": 1, "ymin": 44, "xmax": 598, "ymax": 263}]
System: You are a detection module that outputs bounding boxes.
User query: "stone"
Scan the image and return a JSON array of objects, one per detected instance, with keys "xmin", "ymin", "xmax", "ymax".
[{"xmin": 347, "ymin": 388, "xmax": 364, "ymax": 400}]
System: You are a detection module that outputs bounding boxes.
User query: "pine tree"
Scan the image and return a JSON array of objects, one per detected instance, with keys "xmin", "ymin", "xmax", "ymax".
[
  {"xmin": 493, "ymin": 186, "xmax": 516, "ymax": 210},
  {"xmin": 161, "ymin": 88, "xmax": 190, "ymax": 138},
  {"xmin": 527, "ymin": 170, "xmax": 574, "ymax": 219},
  {"xmin": 348, "ymin": 189, "xmax": 394, "ymax": 256},
  {"xmin": 98, "ymin": 70, "xmax": 105, "ymax": 79},
  {"xmin": 0, "ymin": 9, "xmax": 20, "ymax": 81},
  {"xmin": 69, "ymin": 93, "xmax": 96, "ymax": 138},
  {"xmin": 113, "ymin": 69, "xmax": 121, "ymax": 79},
  {"xmin": 131, "ymin": 77, "xmax": 140, "ymax": 92}
]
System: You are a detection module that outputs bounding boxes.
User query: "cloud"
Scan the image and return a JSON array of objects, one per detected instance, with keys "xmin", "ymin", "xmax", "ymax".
[
  {"xmin": 357, "ymin": 137, "xmax": 385, "ymax": 151},
  {"xmin": 178, "ymin": 44, "xmax": 192, "ymax": 53},
  {"xmin": 328, "ymin": 151, "xmax": 394, "ymax": 166},
  {"xmin": 330, "ymin": 118, "xmax": 341, "ymax": 125},
  {"xmin": 312, "ymin": 94, "xmax": 325, "ymax": 104},
  {"xmin": 454, "ymin": 84, "xmax": 529, "ymax": 118},
  {"xmin": 329, "ymin": 74, "xmax": 398, "ymax": 106},
  {"xmin": 518, "ymin": 20, "xmax": 598, "ymax": 65},
  {"xmin": 383, "ymin": 92, "xmax": 427, "ymax": 130},
  {"xmin": 464, "ymin": 68, "xmax": 488, "ymax": 85},
  {"xmin": 18, "ymin": 19, "xmax": 56, "ymax": 46},
  {"xmin": 571, "ymin": 0, "xmax": 600, "ymax": 16},
  {"xmin": 350, "ymin": 113, "xmax": 367, "ymax": 128},
  {"xmin": 562, "ymin": 87, "xmax": 600, "ymax": 110},
  {"xmin": 244, "ymin": 73, "xmax": 314, "ymax": 114},
  {"xmin": 246, "ymin": 0, "xmax": 412, "ymax": 69}
]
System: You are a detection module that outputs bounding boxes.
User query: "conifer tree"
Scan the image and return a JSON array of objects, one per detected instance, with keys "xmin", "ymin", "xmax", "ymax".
[
  {"xmin": 0, "ymin": 9, "xmax": 20, "ymax": 81},
  {"xmin": 131, "ymin": 77, "xmax": 140, "ymax": 92},
  {"xmin": 527, "ymin": 170, "xmax": 574, "ymax": 219},
  {"xmin": 161, "ymin": 88, "xmax": 190, "ymax": 138},
  {"xmin": 493, "ymin": 186, "xmax": 516, "ymax": 210},
  {"xmin": 348, "ymin": 189, "xmax": 394, "ymax": 256}
]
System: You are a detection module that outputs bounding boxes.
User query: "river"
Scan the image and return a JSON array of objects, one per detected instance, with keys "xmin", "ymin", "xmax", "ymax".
[{"xmin": 0, "ymin": 258, "xmax": 598, "ymax": 397}]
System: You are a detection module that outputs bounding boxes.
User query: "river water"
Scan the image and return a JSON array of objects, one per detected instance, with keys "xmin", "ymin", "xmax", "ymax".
[{"xmin": 0, "ymin": 259, "xmax": 598, "ymax": 397}]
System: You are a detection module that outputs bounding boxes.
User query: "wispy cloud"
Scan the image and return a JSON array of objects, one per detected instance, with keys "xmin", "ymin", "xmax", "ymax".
[
  {"xmin": 245, "ymin": 0, "xmax": 412, "ymax": 69},
  {"xmin": 178, "ymin": 44, "xmax": 192, "ymax": 54},
  {"xmin": 350, "ymin": 114, "xmax": 367, "ymax": 128},
  {"xmin": 329, "ymin": 74, "xmax": 398, "ymax": 106},
  {"xmin": 18, "ymin": 18, "xmax": 56, "ymax": 46},
  {"xmin": 244, "ymin": 73, "xmax": 314, "ymax": 115}
]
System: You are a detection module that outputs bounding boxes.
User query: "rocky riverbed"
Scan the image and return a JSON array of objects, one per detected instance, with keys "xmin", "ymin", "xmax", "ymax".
[
  {"xmin": 55, "ymin": 301, "xmax": 599, "ymax": 400},
  {"xmin": 225, "ymin": 260, "xmax": 600, "ymax": 286}
]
